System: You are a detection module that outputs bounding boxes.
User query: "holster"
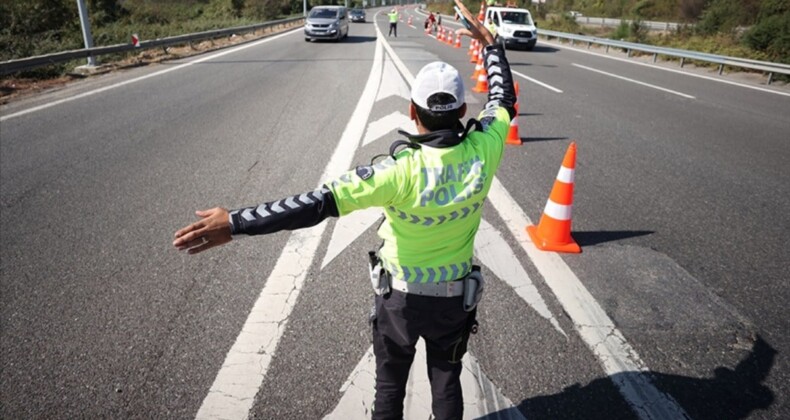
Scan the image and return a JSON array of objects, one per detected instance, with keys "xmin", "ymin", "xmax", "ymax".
[
  {"xmin": 462, "ymin": 265, "xmax": 484, "ymax": 312},
  {"xmin": 368, "ymin": 251, "xmax": 390, "ymax": 296}
]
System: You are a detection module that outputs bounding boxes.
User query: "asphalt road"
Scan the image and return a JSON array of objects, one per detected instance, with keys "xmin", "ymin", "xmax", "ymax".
[{"xmin": 1, "ymin": 6, "xmax": 788, "ymax": 419}]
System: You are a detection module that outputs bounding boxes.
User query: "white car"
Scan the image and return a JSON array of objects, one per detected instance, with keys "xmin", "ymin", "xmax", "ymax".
[
  {"xmin": 485, "ymin": 7, "xmax": 538, "ymax": 51},
  {"xmin": 304, "ymin": 6, "xmax": 349, "ymax": 42}
]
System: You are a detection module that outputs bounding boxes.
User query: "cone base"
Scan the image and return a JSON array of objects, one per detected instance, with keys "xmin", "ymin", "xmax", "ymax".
[{"xmin": 526, "ymin": 225, "xmax": 581, "ymax": 253}]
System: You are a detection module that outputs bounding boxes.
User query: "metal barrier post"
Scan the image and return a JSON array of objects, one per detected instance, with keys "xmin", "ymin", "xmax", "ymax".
[{"xmin": 76, "ymin": 0, "xmax": 97, "ymax": 66}]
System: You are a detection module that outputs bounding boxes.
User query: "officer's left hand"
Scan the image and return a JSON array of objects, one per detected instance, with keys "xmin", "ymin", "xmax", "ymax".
[
  {"xmin": 453, "ymin": 0, "xmax": 495, "ymax": 46},
  {"xmin": 173, "ymin": 207, "xmax": 232, "ymax": 254}
]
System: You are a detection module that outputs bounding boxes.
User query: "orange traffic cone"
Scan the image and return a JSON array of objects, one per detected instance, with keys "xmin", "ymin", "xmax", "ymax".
[
  {"xmin": 506, "ymin": 116, "xmax": 521, "ymax": 145},
  {"xmin": 437, "ymin": 27, "xmax": 444, "ymax": 42},
  {"xmin": 408, "ymin": 16, "xmax": 412, "ymax": 26},
  {"xmin": 446, "ymin": 30, "xmax": 454, "ymax": 45},
  {"xmin": 526, "ymin": 143, "xmax": 581, "ymax": 253},
  {"xmin": 478, "ymin": 2, "xmax": 486, "ymax": 22},
  {"xmin": 514, "ymin": 81, "xmax": 520, "ymax": 114},
  {"xmin": 471, "ymin": 54, "xmax": 483, "ymax": 79},
  {"xmin": 469, "ymin": 44, "xmax": 479, "ymax": 63},
  {"xmin": 468, "ymin": 38, "xmax": 477, "ymax": 56},
  {"xmin": 472, "ymin": 69, "xmax": 488, "ymax": 93},
  {"xmin": 454, "ymin": 33, "xmax": 462, "ymax": 48}
]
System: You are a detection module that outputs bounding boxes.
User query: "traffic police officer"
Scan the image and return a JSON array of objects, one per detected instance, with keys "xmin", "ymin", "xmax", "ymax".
[
  {"xmin": 486, "ymin": 17, "xmax": 498, "ymax": 37},
  {"xmin": 173, "ymin": 1, "xmax": 516, "ymax": 418},
  {"xmin": 388, "ymin": 8, "xmax": 399, "ymax": 37}
]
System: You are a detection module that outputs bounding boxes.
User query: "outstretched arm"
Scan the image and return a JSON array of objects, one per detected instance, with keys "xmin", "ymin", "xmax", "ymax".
[
  {"xmin": 173, "ymin": 186, "xmax": 339, "ymax": 254},
  {"xmin": 453, "ymin": 0, "xmax": 517, "ymax": 120}
]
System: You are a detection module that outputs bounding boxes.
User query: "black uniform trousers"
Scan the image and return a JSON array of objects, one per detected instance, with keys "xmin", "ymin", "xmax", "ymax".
[{"xmin": 372, "ymin": 289, "xmax": 470, "ymax": 420}]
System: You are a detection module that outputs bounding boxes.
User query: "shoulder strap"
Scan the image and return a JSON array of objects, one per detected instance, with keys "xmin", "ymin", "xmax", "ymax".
[{"xmin": 388, "ymin": 139, "xmax": 421, "ymax": 159}]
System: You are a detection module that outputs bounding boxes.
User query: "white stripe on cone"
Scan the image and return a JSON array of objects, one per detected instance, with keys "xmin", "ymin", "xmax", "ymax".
[
  {"xmin": 543, "ymin": 200, "xmax": 573, "ymax": 221},
  {"xmin": 557, "ymin": 166, "xmax": 575, "ymax": 184}
]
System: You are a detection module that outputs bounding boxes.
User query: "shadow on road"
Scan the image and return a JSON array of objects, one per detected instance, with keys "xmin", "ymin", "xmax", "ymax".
[
  {"xmin": 308, "ymin": 35, "xmax": 377, "ymax": 44},
  {"xmin": 525, "ymin": 45, "xmax": 560, "ymax": 54},
  {"xmin": 572, "ymin": 230, "xmax": 654, "ymax": 246},
  {"xmin": 479, "ymin": 337, "xmax": 776, "ymax": 420},
  {"xmin": 343, "ymin": 35, "xmax": 377, "ymax": 43},
  {"xmin": 520, "ymin": 136, "xmax": 568, "ymax": 143}
]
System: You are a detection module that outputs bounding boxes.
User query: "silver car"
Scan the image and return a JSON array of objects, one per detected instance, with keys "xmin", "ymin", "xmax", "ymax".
[{"xmin": 304, "ymin": 6, "xmax": 349, "ymax": 42}]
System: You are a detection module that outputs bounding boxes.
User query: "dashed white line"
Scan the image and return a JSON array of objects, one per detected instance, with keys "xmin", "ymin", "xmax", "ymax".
[
  {"xmin": 572, "ymin": 63, "xmax": 695, "ymax": 99},
  {"xmin": 544, "ymin": 39, "xmax": 790, "ymax": 98},
  {"xmin": 512, "ymin": 69, "xmax": 564, "ymax": 93}
]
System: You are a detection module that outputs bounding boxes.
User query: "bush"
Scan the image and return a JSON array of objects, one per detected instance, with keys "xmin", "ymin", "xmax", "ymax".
[
  {"xmin": 696, "ymin": 0, "xmax": 746, "ymax": 35},
  {"xmin": 610, "ymin": 21, "xmax": 630, "ymax": 40},
  {"xmin": 743, "ymin": 12, "xmax": 790, "ymax": 64},
  {"xmin": 542, "ymin": 13, "xmax": 580, "ymax": 33}
]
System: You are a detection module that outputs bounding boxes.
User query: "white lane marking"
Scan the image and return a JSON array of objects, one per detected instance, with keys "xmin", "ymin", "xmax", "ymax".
[
  {"xmin": 194, "ymin": 37, "xmax": 384, "ymax": 420},
  {"xmin": 362, "ymin": 111, "xmax": 415, "ymax": 146},
  {"xmin": 382, "ymin": 29, "xmax": 688, "ymax": 419},
  {"xmin": 377, "ymin": 54, "xmax": 412, "ymax": 102},
  {"xmin": 381, "ymin": 28, "xmax": 689, "ymax": 419},
  {"xmin": 486, "ymin": 178, "xmax": 690, "ymax": 420},
  {"xmin": 476, "ymin": 219, "xmax": 566, "ymax": 336},
  {"xmin": 545, "ymin": 40, "xmax": 790, "ymax": 98},
  {"xmin": 324, "ymin": 344, "xmax": 526, "ymax": 420},
  {"xmin": 572, "ymin": 63, "xmax": 695, "ymax": 99},
  {"xmin": 380, "ymin": 35, "xmax": 415, "ymax": 85},
  {"xmin": 321, "ymin": 208, "xmax": 383, "ymax": 269},
  {"xmin": 1, "ymin": 28, "xmax": 301, "ymax": 122},
  {"xmin": 512, "ymin": 69, "xmax": 564, "ymax": 93}
]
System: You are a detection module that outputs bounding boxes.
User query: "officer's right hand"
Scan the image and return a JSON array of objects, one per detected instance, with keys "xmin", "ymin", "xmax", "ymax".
[
  {"xmin": 173, "ymin": 207, "xmax": 232, "ymax": 254},
  {"xmin": 453, "ymin": 0, "xmax": 495, "ymax": 47}
]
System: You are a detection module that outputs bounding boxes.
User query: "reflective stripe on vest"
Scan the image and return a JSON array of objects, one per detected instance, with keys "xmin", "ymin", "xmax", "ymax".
[{"xmin": 381, "ymin": 258, "xmax": 472, "ymax": 283}]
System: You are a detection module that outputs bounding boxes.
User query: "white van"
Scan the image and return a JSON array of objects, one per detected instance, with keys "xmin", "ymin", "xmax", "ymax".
[{"xmin": 485, "ymin": 7, "xmax": 538, "ymax": 51}]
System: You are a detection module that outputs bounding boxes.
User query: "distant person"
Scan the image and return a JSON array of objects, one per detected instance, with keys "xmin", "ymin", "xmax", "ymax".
[
  {"xmin": 426, "ymin": 11, "xmax": 437, "ymax": 32},
  {"xmin": 388, "ymin": 8, "xmax": 399, "ymax": 37},
  {"xmin": 486, "ymin": 17, "xmax": 497, "ymax": 37},
  {"xmin": 437, "ymin": 14, "xmax": 442, "ymax": 28}
]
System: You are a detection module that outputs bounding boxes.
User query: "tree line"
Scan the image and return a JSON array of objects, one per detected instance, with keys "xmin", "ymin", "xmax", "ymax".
[{"xmin": 1, "ymin": 0, "xmax": 788, "ymax": 74}]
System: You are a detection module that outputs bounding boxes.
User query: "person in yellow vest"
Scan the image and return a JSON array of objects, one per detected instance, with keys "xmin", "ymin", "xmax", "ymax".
[
  {"xmin": 388, "ymin": 8, "xmax": 399, "ymax": 37},
  {"xmin": 173, "ymin": 1, "xmax": 517, "ymax": 418},
  {"xmin": 486, "ymin": 17, "xmax": 497, "ymax": 37}
]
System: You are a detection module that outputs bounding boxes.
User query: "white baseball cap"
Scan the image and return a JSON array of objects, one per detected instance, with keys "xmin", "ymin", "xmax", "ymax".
[{"xmin": 411, "ymin": 61, "xmax": 465, "ymax": 112}]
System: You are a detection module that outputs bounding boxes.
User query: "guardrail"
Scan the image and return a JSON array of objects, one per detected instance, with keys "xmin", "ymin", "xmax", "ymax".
[
  {"xmin": 538, "ymin": 29, "xmax": 790, "ymax": 84},
  {"xmin": 0, "ymin": 16, "xmax": 304, "ymax": 76}
]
